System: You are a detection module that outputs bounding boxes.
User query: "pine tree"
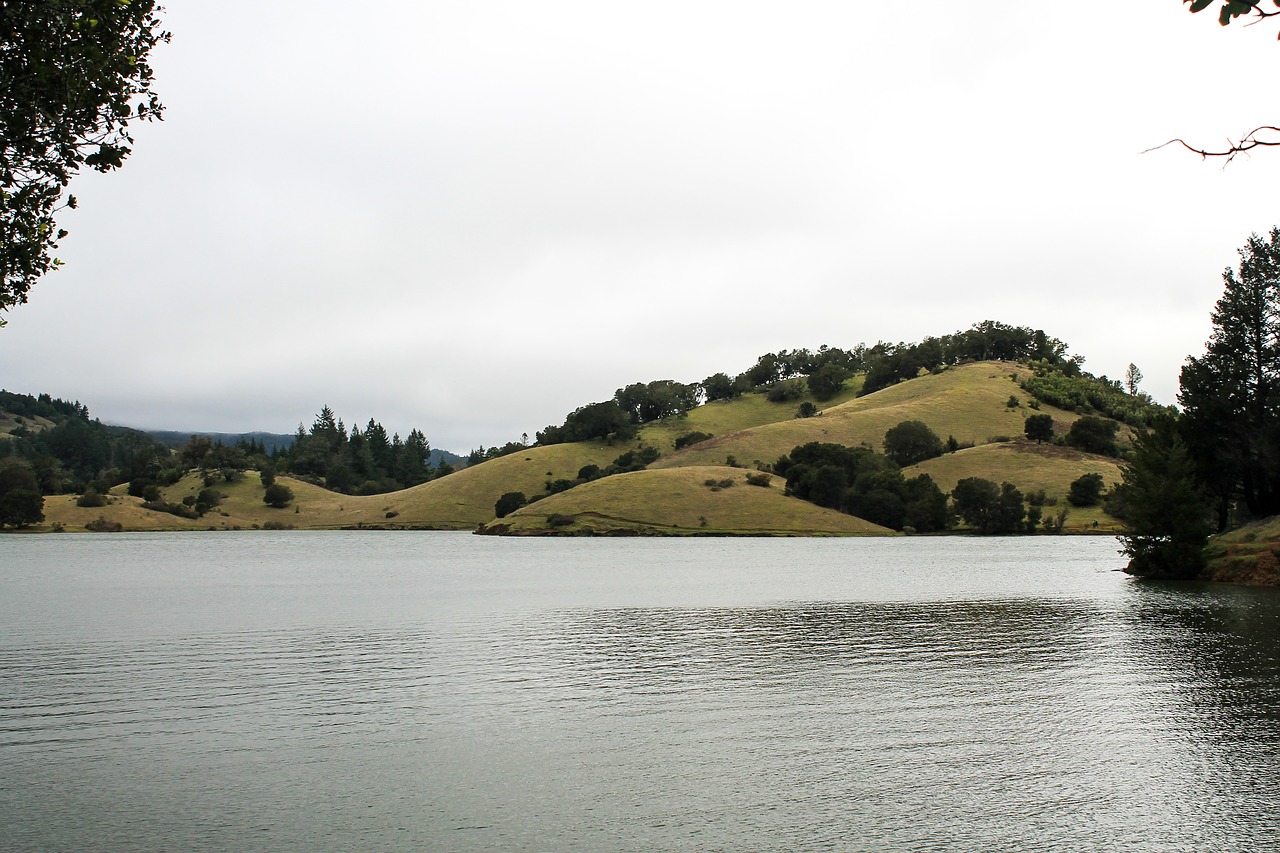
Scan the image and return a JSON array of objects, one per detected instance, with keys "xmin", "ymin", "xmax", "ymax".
[
  {"xmin": 1179, "ymin": 228, "xmax": 1280, "ymax": 523},
  {"xmin": 1115, "ymin": 419, "xmax": 1212, "ymax": 579}
]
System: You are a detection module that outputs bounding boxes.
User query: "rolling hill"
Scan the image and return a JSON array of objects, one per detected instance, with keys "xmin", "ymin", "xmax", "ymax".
[
  {"xmin": 479, "ymin": 466, "xmax": 894, "ymax": 536},
  {"xmin": 15, "ymin": 359, "xmax": 1136, "ymax": 536}
]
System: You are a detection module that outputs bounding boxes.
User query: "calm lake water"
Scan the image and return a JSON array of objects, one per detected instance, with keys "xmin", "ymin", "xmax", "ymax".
[{"xmin": 2, "ymin": 532, "xmax": 1279, "ymax": 851}]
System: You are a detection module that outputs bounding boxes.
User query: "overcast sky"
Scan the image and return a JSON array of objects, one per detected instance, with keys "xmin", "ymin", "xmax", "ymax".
[{"xmin": 3, "ymin": 2, "xmax": 1280, "ymax": 451}]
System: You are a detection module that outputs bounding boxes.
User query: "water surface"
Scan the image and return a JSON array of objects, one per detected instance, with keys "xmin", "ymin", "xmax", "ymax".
[{"xmin": 2, "ymin": 532, "xmax": 1278, "ymax": 851}]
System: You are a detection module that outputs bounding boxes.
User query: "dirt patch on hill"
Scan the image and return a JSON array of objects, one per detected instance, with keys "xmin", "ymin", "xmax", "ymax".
[{"xmin": 1202, "ymin": 545, "xmax": 1280, "ymax": 585}]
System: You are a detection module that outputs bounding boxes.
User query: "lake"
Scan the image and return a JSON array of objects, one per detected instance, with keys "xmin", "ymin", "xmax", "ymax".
[{"xmin": 2, "ymin": 532, "xmax": 1279, "ymax": 851}]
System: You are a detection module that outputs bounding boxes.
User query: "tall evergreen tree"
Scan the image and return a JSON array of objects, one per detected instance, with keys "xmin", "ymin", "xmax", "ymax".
[
  {"xmin": 1115, "ymin": 419, "xmax": 1212, "ymax": 579},
  {"xmin": 1179, "ymin": 228, "xmax": 1280, "ymax": 524}
]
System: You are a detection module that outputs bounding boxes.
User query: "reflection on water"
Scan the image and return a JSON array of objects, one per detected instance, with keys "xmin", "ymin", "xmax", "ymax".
[{"xmin": 1, "ymin": 533, "xmax": 1279, "ymax": 851}]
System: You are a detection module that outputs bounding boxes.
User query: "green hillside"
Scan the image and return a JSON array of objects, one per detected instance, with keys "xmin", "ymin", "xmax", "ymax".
[
  {"xmin": 373, "ymin": 441, "xmax": 625, "ymax": 528},
  {"xmin": 480, "ymin": 465, "xmax": 894, "ymax": 536},
  {"xmin": 15, "ymin": 358, "xmax": 1139, "ymax": 536},
  {"xmin": 652, "ymin": 362, "xmax": 1093, "ymax": 470},
  {"xmin": 636, "ymin": 376, "xmax": 864, "ymax": 452},
  {"xmin": 906, "ymin": 442, "xmax": 1125, "ymax": 532}
]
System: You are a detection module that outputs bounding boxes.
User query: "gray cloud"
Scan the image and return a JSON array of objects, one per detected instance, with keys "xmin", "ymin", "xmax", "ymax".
[{"xmin": 2, "ymin": 2, "xmax": 1277, "ymax": 450}]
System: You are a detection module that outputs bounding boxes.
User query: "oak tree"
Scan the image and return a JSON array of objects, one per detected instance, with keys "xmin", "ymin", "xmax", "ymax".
[{"xmin": 1, "ymin": 1, "xmax": 170, "ymax": 320}]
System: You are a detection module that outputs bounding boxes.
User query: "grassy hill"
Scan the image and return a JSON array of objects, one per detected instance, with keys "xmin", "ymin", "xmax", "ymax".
[
  {"xmin": 636, "ymin": 376, "xmax": 864, "ymax": 452},
  {"xmin": 368, "ymin": 441, "xmax": 625, "ymax": 528},
  {"xmin": 651, "ymin": 362, "xmax": 1090, "ymax": 471},
  {"xmin": 1201, "ymin": 517, "xmax": 1280, "ymax": 585},
  {"xmin": 906, "ymin": 441, "xmax": 1125, "ymax": 532},
  {"xmin": 480, "ymin": 465, "xmax": 894, "ymax": 536},
  {"xmin": 40, "ymin": 473, "xmax": 382, "ymax": 532},
  {"xmin": 22, "ymin": 360, "xmax": 1133, "ymax": 536}
]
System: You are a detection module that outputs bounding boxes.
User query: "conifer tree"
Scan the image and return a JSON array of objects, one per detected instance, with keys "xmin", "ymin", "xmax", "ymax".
[
  {"xmin": 1115, "ymin": 419, "xmax": 1211, "ymax": 579},
  {"xmin": 1179, "ymin": 228, "xmax": 1280, "ymax": 523}
]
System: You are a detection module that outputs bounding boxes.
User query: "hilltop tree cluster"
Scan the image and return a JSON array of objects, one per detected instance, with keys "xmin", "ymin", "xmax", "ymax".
[
  {"xmin": 859, "ymin": 323, "xmax": 1073, "ymax": 396},
  {"xmin": 537, "ymin": 322, "xmax": 1083, "ymax": 447}
]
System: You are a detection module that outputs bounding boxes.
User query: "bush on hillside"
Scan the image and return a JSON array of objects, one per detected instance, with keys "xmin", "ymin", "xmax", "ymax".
[
  {"xmin": 1024, "ymin": 413, "xmax": 1054, "ymax": 444},
  {"xmin": 76, "ymin": 490, "xmax": 108, "ymax": 508},
  {"xmin": 674, "ymin": 431, "xmax": 713, "ymax": 450},
  {"xmin": 263, "ymin": 483, "xmax": 294, "ymax": 508},
  {"xmin": 494, "ymin": 491, "xmax": 527, "ymax": 518},
  {"xmin": 1066, "ymin": 416, "xmax": 1121, "ymax": 457},
  {"xmin": 1067, "ymin": 473, "xmax": 1106, "ymax": 507},
  {"xmin": 766, "ymin": 379, "xmax": 806, "ymax": 403},
  {"xmin": 0, "ymin": 489, "xmax": 43, "ymax": 528},
  {"xmin": 883, "ymin": 420, "xmax": 944, "ymax": 467}
]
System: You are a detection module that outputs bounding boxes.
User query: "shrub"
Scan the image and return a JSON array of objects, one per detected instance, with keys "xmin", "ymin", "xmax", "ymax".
[
  {"xmin": 385, "ymin": 511, "xmax": 399, "ymax": 519},
  {"xmin": 766, "ymin": 379, "xmax": 806, "ymax": 403},
  {"xmin": 0, "ymin": 489, "xmax": 43, "ymax": 528},
  {"xmin": 142, "ymin": 484, "xmax": 162, "ymax": 502},
  {"xmin": 263, "ymin": 483, "xmax": 295, "ymax": 508},
  {"xmin": 1042, "ymin": 508, "xmax": 1069, "ymax": 533},
  {"xmin": 674, "ymin": 431, "xmax": 713, "ymax": 450},
  {"xmin": 262, "ymin": 520, "xmax": 293, "ymax": 530},
  {"xmin": 1067, "ymin": 473, "xmax": 1106, "ymax": 507},
  {"xmin": 885, "ymin": 417, "xmax": 947, "ymax": 466},
  {"xmin": 142, "ymin": 499, "xmax": 198, "ymax": 519},
  {"xmin": 546, "ymin": 513, "xmax": 574, "ymax": 528},
  {"xmin": 1007, "ymin": 395, "xmax": 1020, "ymax": 408},
  {"xmin": 577, "ymin": 464, "xmax": 602, "ymax": 481},
  {"xmin": 883, "ymin": 420, "xmax": 944, "ymax": 467},
  {"xmin": 195, "ymin": 488, "xmax": 222, "ymax": 514},
  {"xmin": 796, "ymin": 401, "xmax": 818, "ymax": 418},
  {"xmin": 951, "ymin": 477, "xmax": 1025, "ymax": 534},
  {"xmin": 610, "ymin": 450, "xmax": 648, "ymax": 473},
  {"xmin": 494, "ymin": 491, "xmax": 527, "ymax": 518},
  {"xmin": 1024, "ymin": 413, "xmax": 1054, "ymax": 444},
  {"xmin": 807, "ymin": 363, "xmax": 850, "ymax": 401},
  {"xmin": 745, "ymin": 472, "xmax": 772, "ymax": 487},
  {"xmin": 1066, "ymin": 416, "xmax": 1121, "ymax": 456},
  {"xmin": 85, "ymin": 515, "xmax": 123, "ymax": 533},
  {"xmin": 77, "ymin": 490, "xmax": 108, "ymax": 508}
]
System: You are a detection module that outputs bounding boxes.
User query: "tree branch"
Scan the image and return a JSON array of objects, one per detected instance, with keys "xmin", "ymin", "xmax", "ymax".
[{"xmin": 1144, "ymin": 127, "xmax": 1280, "ymax": 164}]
